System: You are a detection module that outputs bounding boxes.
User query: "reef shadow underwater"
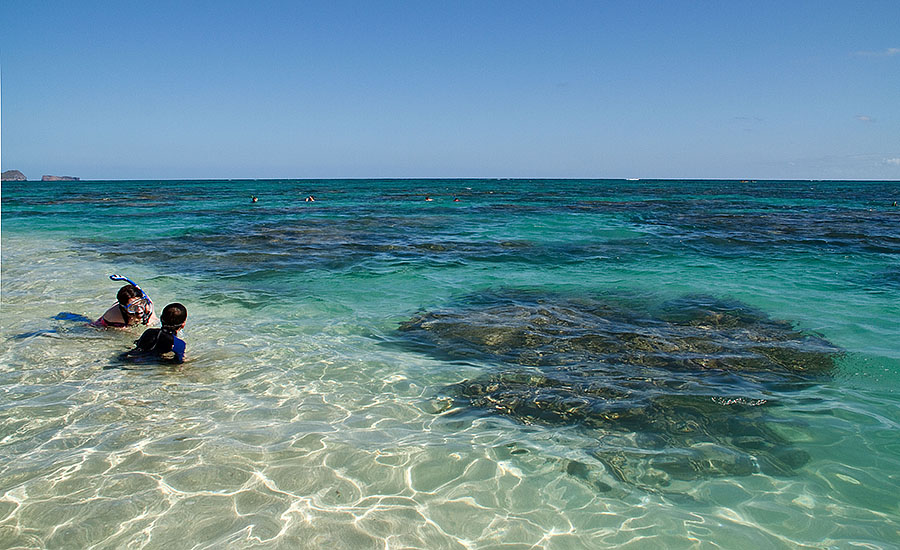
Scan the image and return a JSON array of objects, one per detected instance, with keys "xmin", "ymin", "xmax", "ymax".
[{"xmin": 395, "ymin": 289, "xmax": 841, "ymax": 492}]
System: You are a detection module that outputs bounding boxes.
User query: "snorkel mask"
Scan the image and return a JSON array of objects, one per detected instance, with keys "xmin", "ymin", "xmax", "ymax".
[
  {"xmin": 110, "ymin": 274, "xmax": 154, "ymax": 324},
  {"xmin": 123, "ymin": 299, "xmax": 150, "ymax": 316}
]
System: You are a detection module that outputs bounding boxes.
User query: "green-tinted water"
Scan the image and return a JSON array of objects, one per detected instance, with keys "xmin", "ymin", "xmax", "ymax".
[{"xmin": 1, "ymin": 179, "xmax": 899, "ymax": 548}]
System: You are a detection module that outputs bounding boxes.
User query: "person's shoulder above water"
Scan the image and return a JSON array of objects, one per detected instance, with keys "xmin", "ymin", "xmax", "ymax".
[{"xmin": 92, "ymin": 304, "xmax": 128, "ymax": 328}]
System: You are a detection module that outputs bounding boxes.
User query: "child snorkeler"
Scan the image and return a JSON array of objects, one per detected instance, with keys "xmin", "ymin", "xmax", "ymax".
[
  {"xmin": 122, "ymin": 303, "xmax": 188, "ymax": 364},
  {"xmin": 93, "ymin": 275, "xmax": 158, "ymax": 328}
]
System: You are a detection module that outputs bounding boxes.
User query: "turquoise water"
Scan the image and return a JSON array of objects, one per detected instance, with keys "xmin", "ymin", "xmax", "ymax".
[{"xmin": 1, "ymin": 179, "xmax": 898, "ymax": 549}]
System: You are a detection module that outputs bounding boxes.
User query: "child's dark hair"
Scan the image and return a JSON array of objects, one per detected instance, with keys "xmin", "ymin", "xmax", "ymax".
[
  {"xmin": 117, "ymin": 285, "xmax": 142, "ymax": 305},
  {"xmin": 160, "ymin": 303, "xmax": 187, "ymax": 332}
]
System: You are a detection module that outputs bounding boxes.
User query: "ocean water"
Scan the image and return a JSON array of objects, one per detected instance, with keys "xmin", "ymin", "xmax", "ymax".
[{"xmin": 1, "ymin": 179, "xmax": 898, "ymax": 549}]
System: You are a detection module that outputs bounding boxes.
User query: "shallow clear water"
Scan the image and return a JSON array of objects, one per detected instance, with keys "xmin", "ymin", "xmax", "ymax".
[{"xmin": 1, "ymin": 179, "xmax": 898, "ymax": 549}]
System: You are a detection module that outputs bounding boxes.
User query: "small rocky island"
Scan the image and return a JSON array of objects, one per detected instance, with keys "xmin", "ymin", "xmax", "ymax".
[
  {"xmin": 2, "ymin": 170, "xmax": 27, "ymax": 181},
  {"xmin": 1, "ymin": 171, "xmax": 82, "ymax": 182}
]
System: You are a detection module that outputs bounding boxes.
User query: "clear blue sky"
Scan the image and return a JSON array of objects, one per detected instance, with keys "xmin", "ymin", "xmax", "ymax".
[{"xmin": 2, "ymin": 0, "xmax": 898, "ymax": 180}]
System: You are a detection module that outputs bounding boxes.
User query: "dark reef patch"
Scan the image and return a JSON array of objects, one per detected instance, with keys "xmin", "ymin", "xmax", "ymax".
[
  {"xmin": 397, "ymin": 289, "xmax": 840, "ymax": 489},
  {"xmin": 570, "ymin": 200, "xmax": 900, "ymax": 256},
  {"xmin": 72, "ymin": 217, "xmax": 641, "ymax": 279}
]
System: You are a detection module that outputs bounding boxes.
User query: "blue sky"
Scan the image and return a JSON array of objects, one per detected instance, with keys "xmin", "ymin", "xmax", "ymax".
[{"xmin": 2, "ymin": 1, "xmax": 898, "ymax": 180}]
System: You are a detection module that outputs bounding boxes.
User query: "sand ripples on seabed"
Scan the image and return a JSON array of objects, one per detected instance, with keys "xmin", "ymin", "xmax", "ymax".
[{"xmin": 1, "ymin": 179, "xmax": 899, "ymax": 549}]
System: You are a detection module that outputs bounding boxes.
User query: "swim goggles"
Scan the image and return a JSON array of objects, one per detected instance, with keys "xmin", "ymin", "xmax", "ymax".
[{"xmin": 123, "ymin": 297, "xmax": 151, "ymax": 316}]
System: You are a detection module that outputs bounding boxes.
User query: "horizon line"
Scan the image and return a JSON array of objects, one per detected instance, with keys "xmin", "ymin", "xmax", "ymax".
[{"xmin": 3, "ymin": 176, "xmax": 899, "ymax": 183}]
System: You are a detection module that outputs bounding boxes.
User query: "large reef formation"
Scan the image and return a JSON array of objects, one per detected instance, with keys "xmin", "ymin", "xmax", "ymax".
[{"xmin": 397, "ymin": 290, "xmax": 839, "ymax": 490}]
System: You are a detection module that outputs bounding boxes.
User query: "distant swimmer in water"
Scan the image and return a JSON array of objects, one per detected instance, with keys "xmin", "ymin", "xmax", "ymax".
[
  {"xmin": 251, "ymin": 196, "xmax": 258, "ymax": 203},
  {"xmin": 453, "ymin": 197, "xmax": 460, "ymax": 202},
  {"xmin": 122, "ymin": 303, "xmax": 188, "ymax": 364},
  {"xmin": 93, "ymin": 275, "xmax": 157, "ymax": 328},
  {"xmin": 425, "ymin": 196, "xmax": 434, "ymax": 201},
  {"xmin": 305, "ymin": 195, "xmax": 316, "ymax": 202}
]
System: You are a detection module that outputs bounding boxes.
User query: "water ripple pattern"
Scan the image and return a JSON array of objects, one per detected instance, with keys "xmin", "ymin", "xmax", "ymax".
[{"xmin": 2, "ymin": 179, "xmax": 899, "ymax": 549}]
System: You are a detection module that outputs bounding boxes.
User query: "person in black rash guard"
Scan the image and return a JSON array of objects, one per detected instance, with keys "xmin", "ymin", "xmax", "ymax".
[{"xmin": 123, "ymin": 303, "xmax": 188, "ymax": 363}]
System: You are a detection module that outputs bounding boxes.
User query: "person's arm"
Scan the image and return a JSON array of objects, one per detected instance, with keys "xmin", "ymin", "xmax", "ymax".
[
  {"xmin": 135, "ymin": 329, "xmax": 158, "ymax": 351},
  {"xmin": 121, "ymin": 331, "xmax": 151, "ymax": 359},
  {"xmin": 172, "ymin": 338, "xmax": 186, "ymax": 363}
]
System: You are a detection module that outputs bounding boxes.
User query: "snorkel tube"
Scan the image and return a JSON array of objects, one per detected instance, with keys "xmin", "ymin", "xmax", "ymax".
[{"xmin": 109, "ymin": 274, "xmax": 154, "ymax": 324}]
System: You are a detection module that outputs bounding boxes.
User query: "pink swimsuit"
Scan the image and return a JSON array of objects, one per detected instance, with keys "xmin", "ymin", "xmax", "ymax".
[{"xmin": 91, "ymin": 316, "xmax": 128, "ymax": 328}]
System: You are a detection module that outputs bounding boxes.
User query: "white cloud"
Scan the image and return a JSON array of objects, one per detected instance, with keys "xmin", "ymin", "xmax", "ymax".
[
  {"xmin": 856, "ymin": 115, "xmax": 875, "ymax": 123},
  {"xmin": 885, "ymin": 158, "xmax": 900, "ymax": 166},
  {"xmin": 855, "ymin": 47, "xmax": 900, "ymax": 57}
]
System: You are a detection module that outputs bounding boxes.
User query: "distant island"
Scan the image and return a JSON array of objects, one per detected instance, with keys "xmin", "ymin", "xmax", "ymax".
[
  {"xmin": 1, "ymin": 170, "xmax": 82, "ymax": 182},
  {"xmin": 2, "ymin": 170, "xmax": 27, "ymax": 181}
]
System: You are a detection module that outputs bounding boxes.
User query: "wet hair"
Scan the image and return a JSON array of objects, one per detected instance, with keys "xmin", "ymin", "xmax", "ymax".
[
  {"xmin": 116, "ymin": 285, "xmax": 142, "ymax": 305},
  {"xmin": 160, "ymin": 303, "xmax": 187, "ymax": 332}
]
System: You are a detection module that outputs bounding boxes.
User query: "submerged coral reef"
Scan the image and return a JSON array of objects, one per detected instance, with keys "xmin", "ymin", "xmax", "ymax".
[{"xmin": 398, "ymin": 290, "xmax": 839, "ymax": 489}]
